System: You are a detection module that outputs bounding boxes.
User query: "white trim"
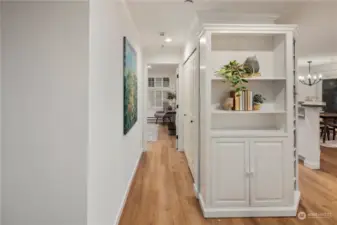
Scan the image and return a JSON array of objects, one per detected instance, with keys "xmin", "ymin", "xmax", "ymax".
[
  {"xmin": 194, "ymin": 183, "xmax": 199, "ymax": 199},
  {"xmin": 298, "ymin": 155, "xmax": 305, "ymax": 161},
  {"xmin": 197, "ymin": 12, "xmax": 280, "ymax": 25},
  {"xmin": 304, "ymin": 159, "xmax": 320, "ymax": 170},
  {"xmin": 198, "ymin": 191, "xmax": 300, "ymax": 218},
  {"xmin": 202, "ymin": 24, "xmax": 298, "ymax": 33},
  {"xmin": 114, "ymin": 152, "xmax": 142, "ymax": 225},
  {"xmin": 198, "ymin": 24, "xmax": 298, "ymax": 38}
]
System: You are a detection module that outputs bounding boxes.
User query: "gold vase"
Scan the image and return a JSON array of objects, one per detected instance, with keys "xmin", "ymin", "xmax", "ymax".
[
  {"xmin": 223, "ymin": 97, "xmax": 234, "ymax": 110},
  {"xmin": 253, "ymin": 104, "xmax": 261, "ymax": 111}
]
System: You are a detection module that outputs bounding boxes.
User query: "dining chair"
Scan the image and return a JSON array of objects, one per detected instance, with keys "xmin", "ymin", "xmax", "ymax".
[
  {"xmin": 321, "ymin": 118, "xmax": 337, "ymax": 141},
  {"xmin": 328, "ymin": 119, "xmax": 337, "ymax": 140}
]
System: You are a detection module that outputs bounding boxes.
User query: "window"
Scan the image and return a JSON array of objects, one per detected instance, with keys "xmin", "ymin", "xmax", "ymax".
[
  {"xmin": 155, "ymin": 78, "xmax": 162, "ymax": 87},
  {"xmin": 163, "ymin": 78, "xmax": 170, "ymax": 87},
  {"xmin": 155, "ymin": 90, "xmax": 163, "ymax": 107},
  {"xmin": 148, "ymin": 77, "xmax": 170, "ymax": 88},
  {"xmin": 148, "ymin": 77, "xmax": 172, "ymax": 109},
  {"xmin": 323, "ymin": 79, "xmax": 337, "ymax": 112},
  {"xmin": 148, "ymin": 78, "xmax": 154, "ymax": 87},
  {"xmin": 148, "ymin": 90, "xmax": 171, "ymax": 108}
]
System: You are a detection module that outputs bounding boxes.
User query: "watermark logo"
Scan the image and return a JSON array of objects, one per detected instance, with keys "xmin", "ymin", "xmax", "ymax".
[
  {"xmin": 298, "ymin": 211, "xmax": 307, "ymax": 220},
  {"xmin": 297, "ymin": 211, "xmax": 332, "ymax": 220}
]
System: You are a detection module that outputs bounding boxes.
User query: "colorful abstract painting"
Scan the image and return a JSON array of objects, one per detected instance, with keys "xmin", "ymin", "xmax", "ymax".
[{"xmin": 123, "ymin": 37, "xmax": 138, "ymax": 135}]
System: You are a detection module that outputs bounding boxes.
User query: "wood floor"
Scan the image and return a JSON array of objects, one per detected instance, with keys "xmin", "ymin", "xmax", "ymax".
[{"xmin": 119, "ymin": 126, "xmax": 337, "ymax": 225}]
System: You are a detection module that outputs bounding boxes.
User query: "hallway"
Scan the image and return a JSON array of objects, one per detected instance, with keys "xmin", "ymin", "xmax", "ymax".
[{"xmin": 119, "ymin": 126, "xmax": 337, "ymax": 225}]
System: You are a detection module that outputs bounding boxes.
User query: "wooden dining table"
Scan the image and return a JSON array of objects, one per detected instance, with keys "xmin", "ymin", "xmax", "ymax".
[{"xmin": 320, "ymin": 113, "xmax": 337, "ymax": 143}]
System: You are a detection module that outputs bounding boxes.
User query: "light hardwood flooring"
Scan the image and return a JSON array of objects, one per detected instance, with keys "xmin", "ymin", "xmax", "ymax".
[{"xmin": 119, "ymin": 126, "xmax": 337, "ymax": 225}]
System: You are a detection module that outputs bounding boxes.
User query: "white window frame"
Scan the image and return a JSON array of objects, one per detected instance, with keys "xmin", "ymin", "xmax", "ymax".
[
  {"xmin": 148, "ymin": 77, "xmax": 170, "ymax": 88},
  {"xmin": 148, "ymin": 76, "xmax": 172, "ymax": 109}
]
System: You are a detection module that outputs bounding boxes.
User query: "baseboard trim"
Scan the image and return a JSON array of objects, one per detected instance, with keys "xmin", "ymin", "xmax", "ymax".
[
  {"xmin": 193, "ymin": 183, "xmax": 199, "ymax": 199},
  {"xmin": 198, "ymin": 191, "xmax": 301, "ymax": 218},
  {"xmin": 304, "ymin": 159, "xmax": 320, "ymax": 169},
  {"xmin": 298, "ymin": 155, "xmax": 305, "ymax": 161},
  {"xmin": 114, "ymin": 151, "xmax": 142, "ymax": 225}
]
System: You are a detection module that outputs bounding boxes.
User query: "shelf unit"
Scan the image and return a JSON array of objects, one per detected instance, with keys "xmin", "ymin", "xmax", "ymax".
[
  {"xmin": 212, "ymin": 110, "xmax": 287, "ymax": 114},
  {"xmin": 212, "ymin": 76, "xmax": 287, "ymax": 81},
  {"xmin": 196, "ymin": 24, "xmax": 299, "ymax": 218}
]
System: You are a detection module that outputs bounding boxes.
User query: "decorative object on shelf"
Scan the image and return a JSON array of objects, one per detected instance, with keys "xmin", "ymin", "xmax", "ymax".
[
  {"xmin": 243, "ymin": 55, "xmax": 261, "ymax": 77},
  {"xmin": 216, "ymin": 60, "xmax": 248, "ymax": 95},
  {"xmin": 298, "ymin": 61, "xmax": 322, "ymax": 86},
  {"xmin": 223, "ymin": 97, "xmax": 234, "ymax": 110},
  {"xmin": 253, "ymin": 93, "xmax": 266, "ymax": 111},
  {"xmin": 233, "ymin": 90, "xmax": 253, "ymax": 111}
]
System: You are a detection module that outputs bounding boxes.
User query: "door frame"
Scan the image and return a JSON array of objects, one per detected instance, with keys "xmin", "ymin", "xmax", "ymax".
[
  {"xmin": 142, "ymin": 63, "xmax": 181, "ymax": 152},
  {"xmin": 182, "ymin": 47, "xmax": 201, "ymax": 193}
]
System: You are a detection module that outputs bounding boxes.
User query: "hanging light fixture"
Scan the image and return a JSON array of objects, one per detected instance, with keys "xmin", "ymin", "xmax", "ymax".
[{"xmin": 298, "ymin": 61, "xmax": 322, "ymax": 86}]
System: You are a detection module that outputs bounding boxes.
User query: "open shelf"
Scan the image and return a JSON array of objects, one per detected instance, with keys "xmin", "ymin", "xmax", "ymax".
[
  {"xmin": 212, "ymin": 109, "xmax": 286, "ymax": 114},
  {"xmin": 210, "ymin": 33, "xmax": 287, "ymax": 79},
  {"xmin": 211, "ymin": 129, "xmax": 287, "ymax": 137},
  {"xmin": 212, "ymin": 76, "xmax": 286, "ymax": 81}
]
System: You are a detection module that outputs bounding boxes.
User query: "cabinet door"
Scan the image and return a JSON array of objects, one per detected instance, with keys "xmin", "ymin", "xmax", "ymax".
[
  {"xmin": 250, "ymin": 138, "xmax": 292, "ymax": 206},
  {"xmin": 211, "ymin": 138, "xmax": 250, "ymax": 207}
]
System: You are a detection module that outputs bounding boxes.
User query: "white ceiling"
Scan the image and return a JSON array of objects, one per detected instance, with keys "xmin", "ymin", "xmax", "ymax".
[
  {"xmin": 148, "ymin": 63, "xmax": 178, "ymax": 74},
  {"xmin": 126, "ymin": 1, "xmax": 305, "ymax": 51},
  {"xmin": 127, "ymin": 2, "xmax": 196, "ymax": 50},
  {"xmin": 127, "ymin": 0, "xmax": 337, "ymax": 66}
]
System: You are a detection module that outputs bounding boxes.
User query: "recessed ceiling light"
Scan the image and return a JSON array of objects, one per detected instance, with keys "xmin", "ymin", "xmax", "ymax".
[
  {"xmin": 164, "ymin": 37, "xmax": 172, "ymax": 43},
  {"xmin": 147, "ymin": 65, "xmax": 152, "ymax": 69}
]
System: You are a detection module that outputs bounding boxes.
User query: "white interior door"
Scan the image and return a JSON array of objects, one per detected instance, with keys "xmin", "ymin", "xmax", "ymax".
[
  {"xmin": 183, "ymin": 60, "xmax": 192, "ymax": 168},
  {"xmin": 183, "ymin": 50, "xmax": 199, "ymax": 182}
]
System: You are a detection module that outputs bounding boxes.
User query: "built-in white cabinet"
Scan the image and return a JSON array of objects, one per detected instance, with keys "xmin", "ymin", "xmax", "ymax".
[
  {"xmin": 211, "ymin": 138, "xmax": 292, "ymax": 208},
  {"xmin": 191, "ymin": 24, "xmax": 300, "ymax": 218}
]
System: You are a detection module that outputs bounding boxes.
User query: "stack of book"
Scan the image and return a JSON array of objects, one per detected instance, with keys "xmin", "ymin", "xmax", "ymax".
[{"xmin": 232, "ymin": 91, "xmax": 253, "ymax": 111}]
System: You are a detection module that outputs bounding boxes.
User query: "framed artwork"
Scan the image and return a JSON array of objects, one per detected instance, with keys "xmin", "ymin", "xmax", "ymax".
[{"xmin": 123, "ymin": 37, "xmax": 138, "ymax": 135}]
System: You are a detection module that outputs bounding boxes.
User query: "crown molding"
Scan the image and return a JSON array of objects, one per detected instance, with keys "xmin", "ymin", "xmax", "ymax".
[{"xmin": 197, "ymin": 11, "xmax": 280, "ymax": 24}]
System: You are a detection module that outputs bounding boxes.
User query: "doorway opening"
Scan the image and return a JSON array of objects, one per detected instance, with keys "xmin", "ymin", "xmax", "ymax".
[{"xmin": 145, "ymin": 63, "xmax": 179, "ymax": 148}]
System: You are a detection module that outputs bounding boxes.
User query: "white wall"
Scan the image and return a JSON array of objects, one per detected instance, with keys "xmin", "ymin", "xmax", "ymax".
[
  {"xmin": 88, "ymin": 1, "xmax": 143, "ymax": 225},
  {"xmin": 1, "ymin": 2, "xmax": 89, "ymax": 225},
  {"xmin": 277, "ymin": 2, "xmax": 337, "ymax": 101}
]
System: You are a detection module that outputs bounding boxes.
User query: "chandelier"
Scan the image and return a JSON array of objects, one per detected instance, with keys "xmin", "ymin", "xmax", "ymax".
[{"xmin": 298, "ymin": 61, "xmax": 322, "ymax": 86}]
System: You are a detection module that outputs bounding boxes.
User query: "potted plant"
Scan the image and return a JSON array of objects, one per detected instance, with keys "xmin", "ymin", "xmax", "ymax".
[
  {"xmin": 253, "ymin": 94, "xmax": 266, "ymax": 110},
  {"xmin": 167, "ymin": 91, "xmax": 176, "ymax": 109},
  {"xmin": 216, "ymin": 60, "xmax": 248, "ymax": 96},
  {"xmin": 167, "ymin": 92, "xmax": 176, "ymax": 100}
]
